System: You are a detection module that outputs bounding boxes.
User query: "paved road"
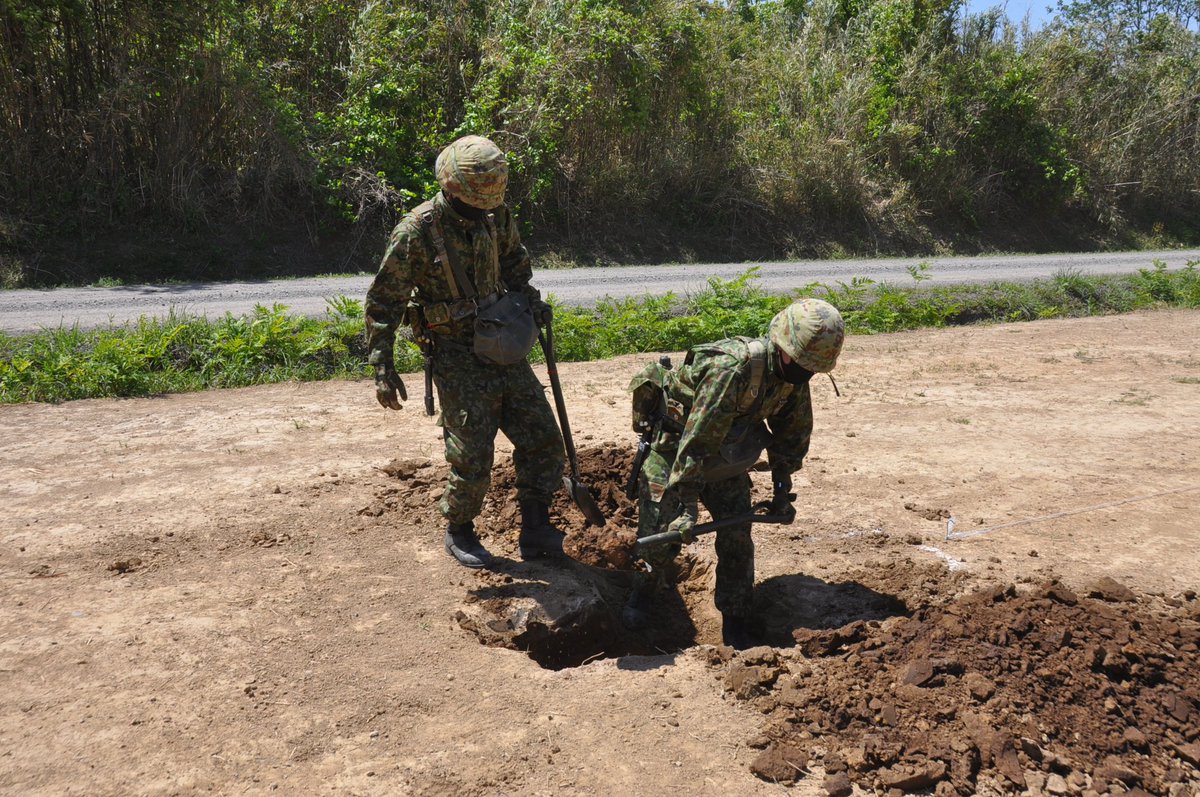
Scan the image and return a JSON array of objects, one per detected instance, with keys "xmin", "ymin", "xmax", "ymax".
[{"xmin": 1, "ymin": 249, "xmax": 1197, "ymax": 334}]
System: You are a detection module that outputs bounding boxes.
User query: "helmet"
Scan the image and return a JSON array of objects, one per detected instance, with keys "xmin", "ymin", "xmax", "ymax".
[
  {"xmin": 435, "ymin": 135, "xmax": 508, "ymax": 210},
  {"xmin": 768, "ymin": 298, "xmax": 845, "ymax": 373}
]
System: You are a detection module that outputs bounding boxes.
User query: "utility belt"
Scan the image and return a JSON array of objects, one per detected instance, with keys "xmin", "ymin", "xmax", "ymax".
[
  {"xmin": 704, "ymin": 419, "xmax": 772, "ymax": 481},
  {"xmin": 420, "ymin": 289, "xmax": 537, "ymax": 366},
  {"xmin": 652, "ymin": 419, "xmax": 772, "ymax": 483},
  {"xmin": 422, "ymin": 292, "xmax": 499, "ymax": 329}
]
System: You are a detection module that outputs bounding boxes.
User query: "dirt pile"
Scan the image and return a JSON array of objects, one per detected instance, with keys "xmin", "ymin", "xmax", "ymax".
[
  {"xmin": 365, "ymin": 445, "xmax": 639, "ymax": 564},
  {"xmin": 715, "ymin": 580, "xmax": 1200, "ymax": 795},
  {"xmin": 478, "ymin": 443, "xmax": 641, "ymax": 568},
  {"xmin": 361, "ymin": 456, "xmax": 444, "ymax": 520},
  {"xmin": 553, "ymin": 445, "xmax": 641, "ymax": 570}
]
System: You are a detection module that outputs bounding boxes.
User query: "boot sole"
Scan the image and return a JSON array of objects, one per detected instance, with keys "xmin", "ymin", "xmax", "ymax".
[{"xmin": 446, "ymin": 546, "xmax": 490, "ymax": 569}]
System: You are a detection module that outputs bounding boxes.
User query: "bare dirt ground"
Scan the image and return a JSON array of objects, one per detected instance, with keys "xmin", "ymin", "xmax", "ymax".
[{"xmin": 2, "ymin": 309, "xmax": 1199, "ymax": 797}]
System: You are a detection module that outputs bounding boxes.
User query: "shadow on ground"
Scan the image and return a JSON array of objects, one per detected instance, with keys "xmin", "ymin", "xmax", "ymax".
[
  {"xmin": 754, "ymin": 573, "xmax": 909, "ymax": 648},
  {"xmin": 458, "ymin": 555, "xmax": 911, "ymax": 669}
]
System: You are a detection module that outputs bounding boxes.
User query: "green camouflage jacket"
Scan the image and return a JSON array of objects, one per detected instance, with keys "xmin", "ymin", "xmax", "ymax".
[
  {"xmin": 663, "ymin": 337, "xmax": 813, "ymax": 497},
  {"xmin": 365, "ymin": 191, "xmax": 539, "ymax": 366}
]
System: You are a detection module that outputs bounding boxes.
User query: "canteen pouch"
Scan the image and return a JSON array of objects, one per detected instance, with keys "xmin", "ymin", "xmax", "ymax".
[{"xmin": 472, "ymin": 290, "xmax": 538, "ymax": 365}]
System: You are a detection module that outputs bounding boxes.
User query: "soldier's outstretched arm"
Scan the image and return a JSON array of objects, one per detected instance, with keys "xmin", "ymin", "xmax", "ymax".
[
  {"xmin": 366, "ymin": 223, "xmax": 419, "ymax": 410},
  {"xmin": 495, "ymin": 206, "xmax": 553, "ymax": 325},
  {"xmin": 765, "ymin": 384, "xmax": 813, "ymax": 515},
  {"xmin": 766, "ymin": 384, "xmax": 813, "ymax": 475},
  {"xmin": 495, "ymin": 204, "xmax": 533, "ymax": 290}
]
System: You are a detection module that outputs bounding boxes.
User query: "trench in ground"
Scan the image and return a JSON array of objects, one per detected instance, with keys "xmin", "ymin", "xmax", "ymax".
[{"xmin": 458, "ymin": 443, "xmax": 917, "ymax": 670}]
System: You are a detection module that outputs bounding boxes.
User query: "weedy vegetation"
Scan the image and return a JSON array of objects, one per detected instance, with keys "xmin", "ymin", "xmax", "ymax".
[{"xmin": 2, "ymin": 262, "xmax": 1196, "ymax": 404}]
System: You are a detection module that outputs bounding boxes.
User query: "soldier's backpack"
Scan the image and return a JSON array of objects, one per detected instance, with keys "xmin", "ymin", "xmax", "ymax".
[{"xmin": 629, "ymin": 337, "xmax": 775, "ymax": 481}]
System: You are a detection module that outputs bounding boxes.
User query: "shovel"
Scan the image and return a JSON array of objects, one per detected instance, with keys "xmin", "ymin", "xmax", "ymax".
[
  {"xmin": 539, "ymin": 319, "xmax": 607, "ymax": 528},
  {"xmin": 634, "ymin": 500, "xmax": 793, "ymax": 554}
]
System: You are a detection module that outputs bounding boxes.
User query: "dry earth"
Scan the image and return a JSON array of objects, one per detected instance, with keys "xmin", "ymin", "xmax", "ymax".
[{"xmin": 2, "ymin": 310, "xmax": 1199, "ymax": 796}]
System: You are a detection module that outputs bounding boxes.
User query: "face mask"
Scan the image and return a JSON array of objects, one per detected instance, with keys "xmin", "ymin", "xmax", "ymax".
[
  {"xmin": 447, "ymin": 192, "xmax": 486, "ymax": 220},
  {"xmin": 779, "ymin": 356, "xmax": 815, "ymax": 385}
]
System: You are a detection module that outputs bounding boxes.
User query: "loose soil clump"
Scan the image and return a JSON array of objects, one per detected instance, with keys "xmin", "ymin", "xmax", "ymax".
[
  {"xmin": 480, "ymin": 443, "xmax": 640, "ymax": 566},
  {"xmin": 370, "ymin": 445, "xmax": 641, "ymax": 568},
  {"xmin": 555, "ymin": 445, "xmax": 641, "ymax": 570},
  {"xmin": 717, "ymin": 579, "xmax": 1200, "ymax": 795}
]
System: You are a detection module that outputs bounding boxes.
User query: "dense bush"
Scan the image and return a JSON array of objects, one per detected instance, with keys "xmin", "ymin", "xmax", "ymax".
[{"xmin": 1, "ymin": 0, "xmax": 1197, "ymax": 286}]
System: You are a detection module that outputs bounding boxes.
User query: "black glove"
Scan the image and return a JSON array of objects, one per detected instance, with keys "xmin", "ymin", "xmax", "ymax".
[
  {"xmin": 768, "ymin": 469, "xmax": 796, "ymax": 522},
  {"xmin": 374, "ymin": 364, "xmax": 407, "ymax": 410},
  {"xmin": 532, "ymin": 298, "xmax": 553, "ymax": 327}
]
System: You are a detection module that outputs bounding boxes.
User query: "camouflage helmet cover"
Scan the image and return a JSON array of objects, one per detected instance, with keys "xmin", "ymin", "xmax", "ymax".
[
  {"xmin": 769, "ymin": 298, "xmax": 845, "ymax": 373},
  {"xmin": 435, "ymin": 135, "xmax": 508, "ymax": 210}
]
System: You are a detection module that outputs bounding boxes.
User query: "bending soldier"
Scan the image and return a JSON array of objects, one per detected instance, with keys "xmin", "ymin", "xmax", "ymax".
[
  {"xmin": 365, "ymin": 135, "xmax": 566, "ymax": 568},
  {"xmin": 626, "ymin": 299, "xmax": 845, "ymax": 648}
]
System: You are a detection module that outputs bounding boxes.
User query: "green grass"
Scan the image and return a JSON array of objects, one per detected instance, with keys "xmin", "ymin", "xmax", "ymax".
[
  {"xmin": 0, "ymin": 297, "xmax": 408, "ymax": 403},
  {"xmin": 2, "ymin": 261, "xmax": 1197, "ymax": 404}
]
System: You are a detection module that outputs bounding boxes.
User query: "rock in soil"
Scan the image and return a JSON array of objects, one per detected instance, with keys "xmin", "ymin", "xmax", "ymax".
[{"xmin": 750, "ymin": 741, "xmax": 808, "ymax": 784}]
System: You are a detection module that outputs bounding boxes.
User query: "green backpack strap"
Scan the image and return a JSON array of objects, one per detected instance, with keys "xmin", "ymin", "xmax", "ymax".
[
  {"xmin": 685, "ymin": 337, "xmax": 769, "ymax": 417},
  {"xmin": 415, "ymin": 202, "xmax": 467, "ymax": 301},
  {"xmin": 737, "ymin": 338, "xmax": 768, "ymax": 416}
]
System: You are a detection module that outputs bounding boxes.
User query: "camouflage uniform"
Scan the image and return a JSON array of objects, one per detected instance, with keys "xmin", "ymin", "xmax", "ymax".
[
  {"xmin": 365, "ymin": 190, "xmax": 565, "ymax": 524},
  {"xmin": 636, "ymin": 337, "xmax": 813, "ymax": 619}
]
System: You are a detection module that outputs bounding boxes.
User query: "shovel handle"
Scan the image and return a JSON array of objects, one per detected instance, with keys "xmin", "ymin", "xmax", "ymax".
[
  {"xmin": 538, "ymin": 321, "xmax": 606, "ymax": 527},
  {"xmin": 539, "ymin": 322, "xmax": 581, "ymax": 474},
  {"xmin": 635, "ymin": 510, "xmax": 795, "ymax": 550}
]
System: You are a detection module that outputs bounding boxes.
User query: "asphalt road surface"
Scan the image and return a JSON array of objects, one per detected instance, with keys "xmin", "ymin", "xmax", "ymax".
[{"xmin": 2, "ymin": 248, "xmax": 1197, "ymax": 334}]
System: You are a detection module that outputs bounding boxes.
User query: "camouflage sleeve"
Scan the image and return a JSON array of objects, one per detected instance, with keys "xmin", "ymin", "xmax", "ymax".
[
  {"xmin": 665, "ymin": 356, "xmax": 743, "ymax": 497},
  {"xmin": 766, "ymin": 383, "xmax": 813, "ymax": 475},
  {"xmin": 365, "ymin": 220, "xmax": 421, "ymax": 368},
  {"xmin": 497, "ymin": 205, "xmax": 537, "ymax": 300}
]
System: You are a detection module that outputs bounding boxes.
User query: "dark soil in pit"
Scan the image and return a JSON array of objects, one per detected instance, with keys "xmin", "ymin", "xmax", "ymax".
[
  {"xmin": 486, "ymin": 443, "xmax": 642, "ymax": 571},
  {"xmin": 367, "ymin": 446, "xmax": 702, "ymax": 667},
  {"xmin": 556, "ymin": 445, "xmax": 641, "ymax": 571},
  {"xmin": 715, "ymin": 579, "xmax": 1200, "ymax": 795},
  {"xmin": 467, "ymin": 444, "xmax": 698, "ymax": 667}
]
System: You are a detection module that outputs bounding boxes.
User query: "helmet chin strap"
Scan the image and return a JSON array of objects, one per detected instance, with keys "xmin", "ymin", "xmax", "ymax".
[{"xmin": 827, "ymin": 373, "xmax": 840, "ymax": 397}]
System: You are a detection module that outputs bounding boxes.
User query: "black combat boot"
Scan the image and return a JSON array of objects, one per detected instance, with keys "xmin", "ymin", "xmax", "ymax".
[
  {"xmin": 620, "ymin": 572, "xmax": 658, "ymax": 631},
  {"xmin": 721, "ymin": 613, "xmax": 757, "ymax": 650},
  {"xmin": 444, "ymin": 520, "xmax": 493, "ymax": 569},
  {"xmin": 518, "ymin": 500, "xmax": 565, "ymax": 560},
  {"xmin": 621, "ymin": 588, "xmax": 653, "ymax": 632}
]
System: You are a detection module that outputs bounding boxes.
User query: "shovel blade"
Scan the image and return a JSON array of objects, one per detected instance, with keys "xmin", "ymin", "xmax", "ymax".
[{"xmin": 564, "ymin": 476, "xmax": 606, "ymax": 527}]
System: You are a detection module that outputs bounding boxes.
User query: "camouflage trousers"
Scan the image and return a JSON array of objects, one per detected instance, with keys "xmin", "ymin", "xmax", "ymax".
[
  {"xmin": 637, "ymin": 436, "xmax": 755, "ymax": 619},
  {"xmin": 433, "ymin": 342, "xmax": 565, "ymax": 523}
]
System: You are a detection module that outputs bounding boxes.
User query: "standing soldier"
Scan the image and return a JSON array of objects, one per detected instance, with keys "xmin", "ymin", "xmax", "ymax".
[
  {"xmin": 625, "ymin": 299, "xmax": 845, "ymax": 648},
  {"xmin": 365, "ymin": 135, "xmax": 566, "ymax": 569}
]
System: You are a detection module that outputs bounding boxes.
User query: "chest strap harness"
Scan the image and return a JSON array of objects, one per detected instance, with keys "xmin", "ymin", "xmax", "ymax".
[{"xmin": 417, "ymin": 206, "xmax": 502, "ymax": 326}]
